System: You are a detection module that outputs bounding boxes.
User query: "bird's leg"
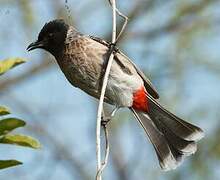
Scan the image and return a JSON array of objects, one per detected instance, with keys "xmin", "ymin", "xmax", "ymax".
[
  {"xmin": 101, "ymin": 106, "xmax": 119, "ymax": 127},
  {"xmin": 109, "ymin": 42, "xmax": 119, "ymax": 53}
]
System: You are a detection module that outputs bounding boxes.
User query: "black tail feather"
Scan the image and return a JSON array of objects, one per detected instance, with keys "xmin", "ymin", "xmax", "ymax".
[
  {"xmin": 131, "ymin": 97, "xmax": 204, "ymax": 171},
  {"xmin": 148, "ymin": 96, "xmax": 204, "ymax": 141},
  {"xmin": 131, "ymin": 109, "xmax": 179, "ymax": 170}
]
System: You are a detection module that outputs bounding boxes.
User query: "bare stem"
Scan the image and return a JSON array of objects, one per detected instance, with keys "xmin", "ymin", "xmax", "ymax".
[
  {"xmin": 96, "ymin": 0, "xmax": 128, "ymax": 179},
  {"xmin": 95, "ymin": 111, "xmax": 110, "ymax": 179},
  {"xmin": 96, "ymin": 1, "xmax": 116, "ymax": 179},
  {"xmin": 108, "ymin": 0, "xmax": 128, "ymax": 43}
]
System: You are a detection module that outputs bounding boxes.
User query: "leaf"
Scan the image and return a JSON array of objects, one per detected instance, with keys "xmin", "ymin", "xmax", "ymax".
[
  {"xmin": 0, "ymin": 58, "xmax": 26, "ymax": 75},
  {"xmin": 0, "ymin": 160, "xmax": 22, "ymax": 170},
  {"xmin": 0, "ymin": 134, "xmax": 41, "ymax": 149},
  {"xmin": 0, "ymin": 118, "xmax": 26, "ymax": 135},
  {"xmin": 0, "ymin": 106, "xmax": 10, "ymax": 116}
]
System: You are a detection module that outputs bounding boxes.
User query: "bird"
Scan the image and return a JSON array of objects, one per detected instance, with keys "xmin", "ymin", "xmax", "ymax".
[{"xmin": 27, "ymin": 19, "xmax": 204, "ymax": 171}]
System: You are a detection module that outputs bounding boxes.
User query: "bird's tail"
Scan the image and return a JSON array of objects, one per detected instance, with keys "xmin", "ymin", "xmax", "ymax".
[{"xmin": 131, "ymin": 96, "xmax": 204, "ymax": 171}]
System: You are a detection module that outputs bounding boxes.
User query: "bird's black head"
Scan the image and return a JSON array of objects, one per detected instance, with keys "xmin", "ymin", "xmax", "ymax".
[{"xmin": 27, "ymin": 19, "xmax": 69, "ymax": 57}]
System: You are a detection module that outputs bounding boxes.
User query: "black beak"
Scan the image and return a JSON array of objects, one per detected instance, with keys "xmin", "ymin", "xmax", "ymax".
[{"xmin": 27, "ymin": 40, "xmax": 44, "ymax": 51}]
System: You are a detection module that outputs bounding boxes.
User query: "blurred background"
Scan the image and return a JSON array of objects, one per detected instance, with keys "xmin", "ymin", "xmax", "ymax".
[{"xmin": 0, "ymin": 0, "xmax": 220, "ymax": 179}]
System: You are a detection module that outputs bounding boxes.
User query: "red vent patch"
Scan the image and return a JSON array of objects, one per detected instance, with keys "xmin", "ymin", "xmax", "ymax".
[{"xmin": 132, "ymin": 86, "xmax": 148, "ymax": 112}]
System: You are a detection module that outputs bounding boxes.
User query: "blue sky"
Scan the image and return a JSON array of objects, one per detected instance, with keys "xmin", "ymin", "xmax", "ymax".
[{"xmin": 1, "ymin": 0, "xmax": 220, "ymax": 179}]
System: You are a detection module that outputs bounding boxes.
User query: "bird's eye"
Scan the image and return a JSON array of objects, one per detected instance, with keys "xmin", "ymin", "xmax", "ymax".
[{"xmin": 48, "ymin": 33, "xmax": 53, "ymax": 38}]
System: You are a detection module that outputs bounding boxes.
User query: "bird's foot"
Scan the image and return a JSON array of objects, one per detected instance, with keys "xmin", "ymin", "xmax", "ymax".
[
  {"xmin": 101, "ymin": 116, "xmax": 111, "ymax": 127},
  {"xmin": 101, "ymin": 106, "xmax": 120, "ymax": 127},
  {"xmin": 109, "ymin": 42, "xmax": 119, "ymax": 52}
]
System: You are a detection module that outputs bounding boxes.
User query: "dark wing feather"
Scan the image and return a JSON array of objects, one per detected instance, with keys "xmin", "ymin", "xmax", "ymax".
[
  {"xmin": 117, "ymin": 51, "xmax": 159, "ymax": 99},
  {"xmin": 89, "ymin": 35, "xmax": 159, "ymax": 99}
]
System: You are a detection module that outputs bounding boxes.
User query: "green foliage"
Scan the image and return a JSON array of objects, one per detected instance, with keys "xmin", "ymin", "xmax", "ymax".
[
  {"xmin": 0, "ymin": 106, "xmax": 10, "ymax": 116},
  {"xmin": 0, "ymin": 134, "xmax": 40, "ymax": 149},
  {"xmin": 0, "ymin": 58, "xmax": 40, "ymax": 170},
  {"xmin": 0, "ymin": 58, "xmax": 26, "ymax": 75},
  {"xmin": 0, "ymin": 160, "xmax": 22, "ymax": 170},
  {"xmin": 0, "ymin": 118, "xmax": 26, "ymax": 135}
]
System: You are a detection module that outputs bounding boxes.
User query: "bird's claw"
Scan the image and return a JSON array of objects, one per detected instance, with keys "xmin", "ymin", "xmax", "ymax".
[
  {"xmin": 101, "ymin": 107, "xmax": 119, "ymax": 127},
  {"xmin": 109, "ymin": 42, "xmax": 119, "ymax": 52},
  {"xmin": 101, "ymin": 116, "xmax": 111, "ymax": 127}
]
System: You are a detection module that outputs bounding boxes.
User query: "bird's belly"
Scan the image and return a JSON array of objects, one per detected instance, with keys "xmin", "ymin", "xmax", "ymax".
[
  {"xmin": 105, "ymin": 81, "xmax": 134, "ymax": 107},
  {"xmin": 57, "ymin": 55, "xmax": 143, "ymax": 108},
  {"xmin": 62, "ymin": 65, "xmax": 100, "ymax": 96},
  {"xmin": 64, "ymin": 72, "xmax": 133, "ymax": 107},
  {"xmin": 105, "ymin": 68, "xmax": 144, "ymax": 107},
  {"xmin": 60, "ymin": 67, "xmax": 135, "ymax": 107}
]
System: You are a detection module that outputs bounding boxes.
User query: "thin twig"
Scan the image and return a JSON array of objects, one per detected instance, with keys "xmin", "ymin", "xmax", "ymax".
[
  {"xmin": 95, "ymin": 110, "xmax": 110, "ymax": 179},
  {"xmin": 96, "ymin": 0, "xmax": 117, "ymax": 179},
  {"xmin": 102, "ymin": 124, "xmax": 110, "ymax": 169},
  {"xmin": 96, "ymin": 125, "xmax": 110, "ymax": 177},
  {"xmin": 108, "ymin": 0, "xmax": 128, "ymax": 43},
  {"xmin": 96, "ymin": 0, "xmax": 128, "ymax": 179}
]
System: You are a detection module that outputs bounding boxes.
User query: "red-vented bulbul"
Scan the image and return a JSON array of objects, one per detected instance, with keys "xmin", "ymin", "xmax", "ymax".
[{"xmin": 27, "ymin": 19, "xmax": 204, "ymax": 170}]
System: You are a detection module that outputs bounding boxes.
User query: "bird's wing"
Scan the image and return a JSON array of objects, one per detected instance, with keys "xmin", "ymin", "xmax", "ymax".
[
  {"xmin": 89, "ymin": 35, "xmax": 159, "ymax": 99},
  {"xmin": 116, "ymin": 51, "xmax": 159, "ymax": 99}
]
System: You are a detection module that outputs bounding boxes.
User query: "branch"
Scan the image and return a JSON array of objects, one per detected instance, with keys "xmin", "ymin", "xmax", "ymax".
[
  {"xmin": 108, "ymin": 0, "xmax": 128, "ymax": 43},
  {"xmin": 96, "ymin": 0, "xmax": 129, "ymax": 179},
  {"xmin": 95, "ymin": 0, "xmax": 116, "ymax": 178},
  {"xmin": 95, "ymin": 111, "xmax": 110, "ymax": 179}
]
